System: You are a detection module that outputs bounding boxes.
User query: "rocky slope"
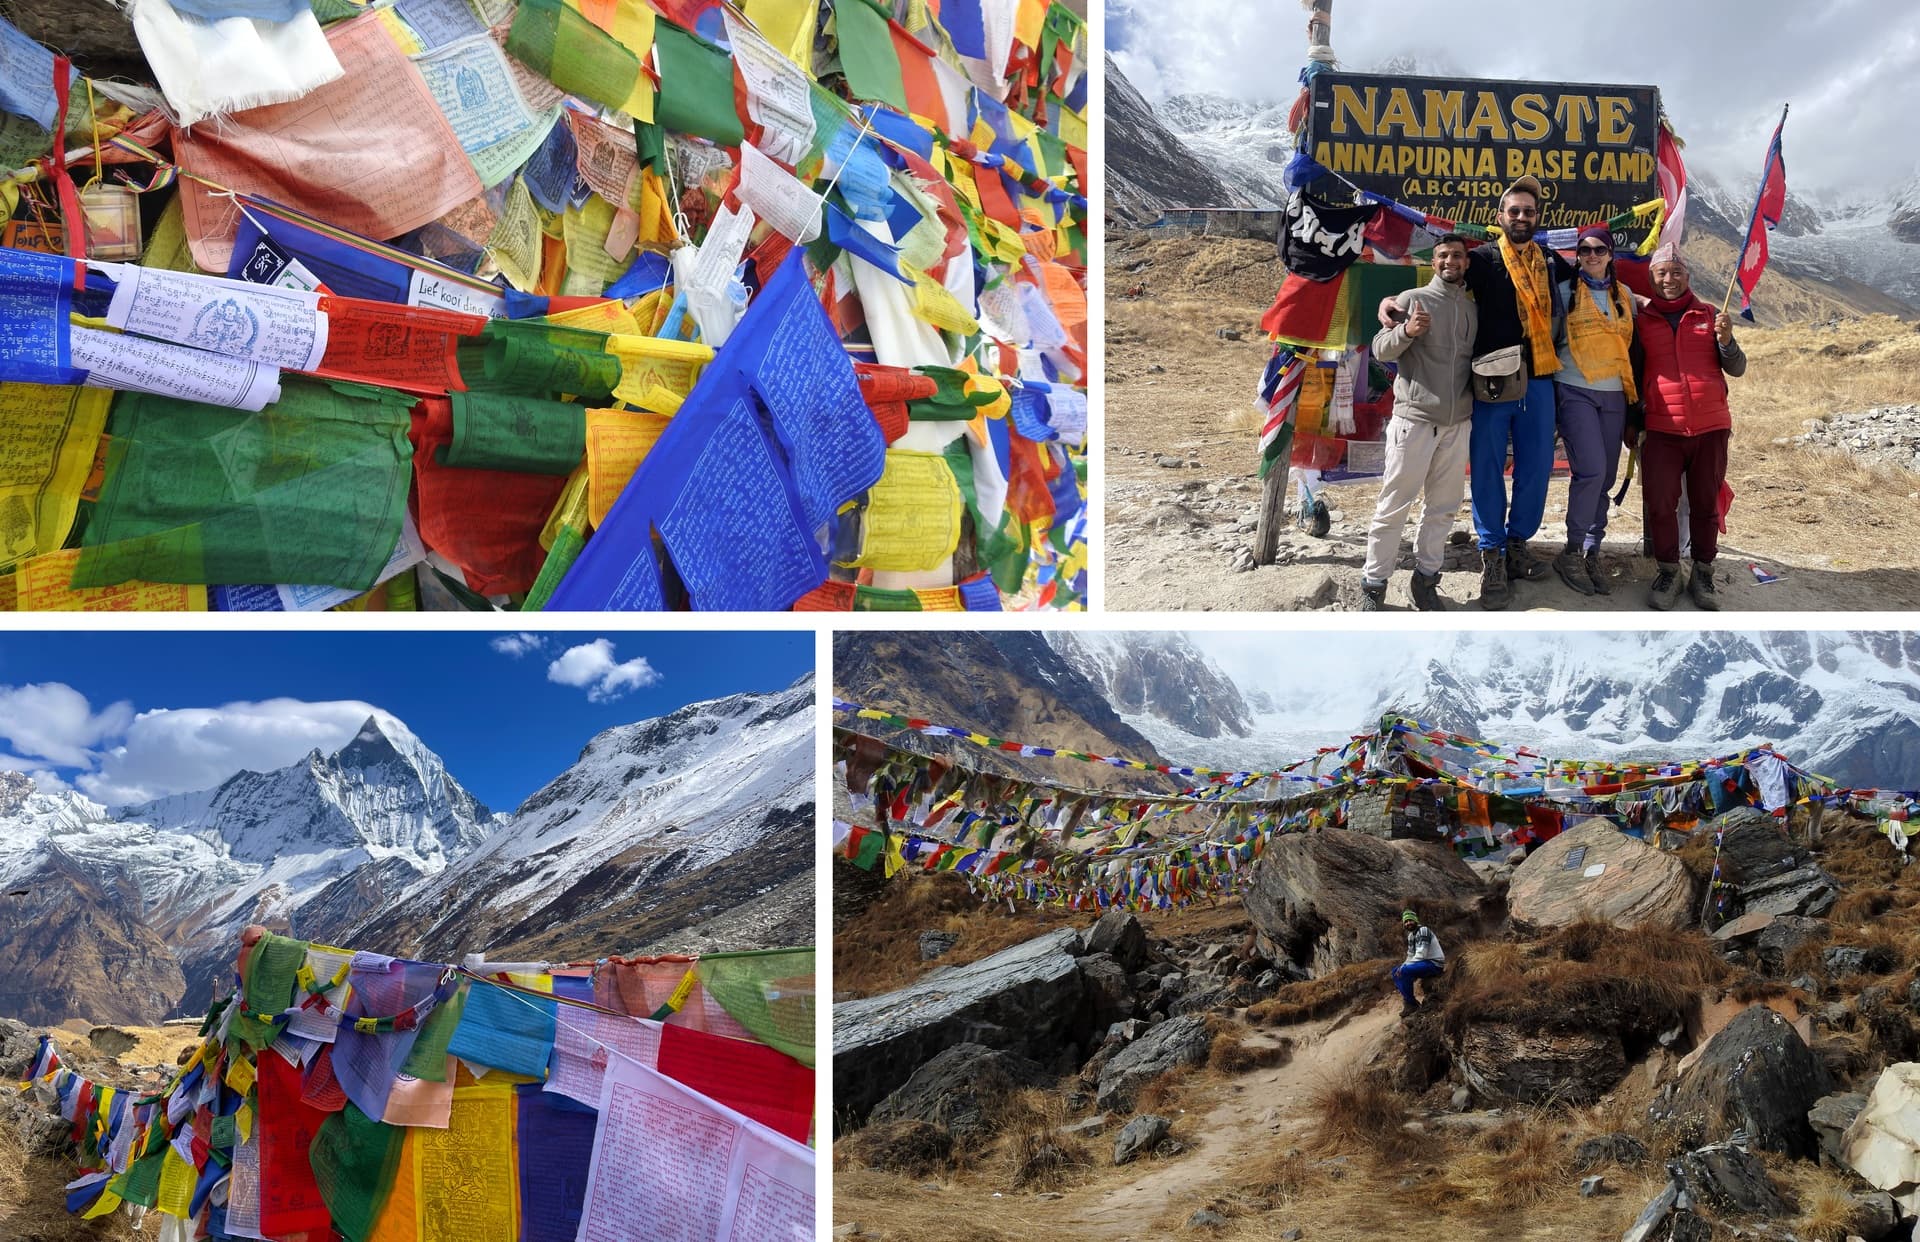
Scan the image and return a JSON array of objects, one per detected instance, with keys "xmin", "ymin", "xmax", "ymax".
[
  {"xmin": 1106, "ymin": 57, "xmax": 1246, "ymax": 224},
  {"xmin": 346, "ymin": 676, "xmax": 816, "ymax": 963}
]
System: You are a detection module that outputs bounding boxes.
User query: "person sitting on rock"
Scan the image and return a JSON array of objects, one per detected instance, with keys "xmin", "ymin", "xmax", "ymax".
[{"xmin": 1393, "ymin": 910, "xmax": 1444, "ymax": 1016}]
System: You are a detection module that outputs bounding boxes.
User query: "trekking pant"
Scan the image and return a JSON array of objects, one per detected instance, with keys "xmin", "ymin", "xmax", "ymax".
[
  {"xmin": 1642, "ymin": 428, "xmax": 1730, "ymax": 564},
  {"xmin": 1362, "ymin": 418, "xmax": 1470, "ymax": 583},
  {"xmin": 1393, "ymin": 959, "xmax": 1444, "ymax": 1003},
  {"xmin": 1469, "ymin": 377, "xmax": 1556, "ymax": 550},
  {"xmin": 1555, "ymin": 383, "xmax": 1627, "ymax": 551}
]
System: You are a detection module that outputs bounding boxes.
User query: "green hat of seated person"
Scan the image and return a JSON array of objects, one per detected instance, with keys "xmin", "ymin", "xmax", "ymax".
[{"xmin": 1402, "ymin": 910, "xmax": 1419, "ymax": 924}]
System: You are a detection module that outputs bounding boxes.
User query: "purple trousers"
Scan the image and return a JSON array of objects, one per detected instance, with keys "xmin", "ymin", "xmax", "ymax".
[{"xmin": 1555, "ymin": 383, "xmax": 1627, "ymax": 551}]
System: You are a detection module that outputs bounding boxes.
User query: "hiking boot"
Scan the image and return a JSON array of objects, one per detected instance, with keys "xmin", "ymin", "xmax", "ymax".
[
  {"xmin": 1553, "ymin": 542, "xmax": 1595, "ymax": 595},
  {"xmin": 1506, "ymin": 539, "xmax": 1550, "ymax": 582},
  {"xmin": 1399, "ymin": 997, "xmax": 1421, "ymax": 1017},
  {"xmin": 1690, "ymin": 560, "xmax": 1720, "ymax": 611},
  {"xmin": 1359, "ymin": 578, "xmax": 1387, "ymax": 611},
  {"xmin": 1410, "ymin": 570, "xmax": 1445, "ymax": 612},
  {"xmin": 1585, "ymin": 548, "xmax": 1612, "ymax": 595},
  {"xmin": 1478, "ymin": 548, "xmax": 1510, "ymax": 611},
  {"xmin": 1298, "ymin": 496, "xmax": 1332, "ymax": 538},
  {"xmin": 1648, "ymin": 562, "xmax": 1685, "ymax": 611}
]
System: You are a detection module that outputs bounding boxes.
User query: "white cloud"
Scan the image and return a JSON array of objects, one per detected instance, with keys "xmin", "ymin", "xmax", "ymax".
[
  {"xmin": 0, "ymin": 683, "xmax": 134, "ymax": 767},
  {"xmin": 78, "ymin": 699, "xmax": 385, "ymax": 807},
  {"xmin": 491, "ymin": 633, "xmax": 549, "ymax": 658},
  {"xmin": 547, "ymin": 640, "xmax": 662, "ymax": 703}
]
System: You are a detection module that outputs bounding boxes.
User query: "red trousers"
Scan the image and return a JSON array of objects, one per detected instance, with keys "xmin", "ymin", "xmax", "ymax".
[{"xmin": 1642, "ymin": 428, "xmax": 1729, "ymax": 564}]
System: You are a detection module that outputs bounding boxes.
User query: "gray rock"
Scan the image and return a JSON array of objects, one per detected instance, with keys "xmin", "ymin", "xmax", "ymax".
[
  {"xmin": 1450, "ymin": 1085, "xmax": 1472, "ymax": 1111},
  {"xmin": 0, "ymin": 1018, "xmax": 41, "ymax": 1080},
  {"xmin": 1188, "ymin": 1209, "xmax": 1227, "ymax": 1229},
  {"xmin": 833, "ymin": 927, "xmax": 1086, "ymax": 1126},
  {"xmin": 1711, "ymin": 808, "xmax": 1802, "ymax": 882},
  {"xmin": 1107, "ymin": 1019, "xmax": 1148, "ymax": 1042},
  {"xmin": 1573, "ymin": 1132, "xmax": 1649, "ymax": 1171},
  {"xmin": 1169, "ymin": 986, "xmax": 1232, "ymax": 1018},
  {"xmin": 1825, "ymin": 944, "xmax": 1895, "ymax": 977},
  {"xmin": 1242, "ymin": 829, "xmax": 1484, "ymax": 974},
  {"xmin": 1255, "ymin": 969, "xmax": 1283, "ymax": 994},
  {"xmin": 1059, "ymin": 1114, "xmax": 1109, "ymax": 1139},
  {"xmin": 1793, "ymin": 974, "xmax": 1822, "ymax": 995},
  {"xmin": 1096, "ymin": 1014, "xmax": 1214, "ymax": 1113},
  {"xmin": 1809, "ymin": 1092, "xmax": 1869, "ymax": 1165},
  {"xmin": 1712, "ymin": 911, "xmax": 1830, "ymax": 976},
  {"xmin": 1281, "ymin": 1232, "xmax": 1304, "ymax": 1241},
  {"xmin": 1740, "ymin": 864, "xmax": 1841, "ymax": 918},
  {"xmin": 1086, "ymin": 911, "xmax": 1149, "ymax": 972},
  {"xmin": 1113, "ymin": 1114, "xmax": 1170, "ymax": 1165},
  {"xmin": 1680, "ymin": 1140, "xmax": 1790, "ymax": 1215},
  {"xmin": 868, "ymin": 1043, "xmax": 1051, "ymax": 1141},
  {"xmin": 1507, "ymin": 821, "xmax": 1697, "ymax": 930},
  {"xmin": 1665, "ymin": 1006, "xmax": 1832, "ymax": 1157},
  {"xmin": 87, "ymin": 1025, "xmax": 137, "ymax": 1057},
  {"xmin": 1157, "ymin": 455, "xmax": 1185, "ymax": 468},
  {"xmin": 919, "ymin": 930, "xmax": 960, "ymax": 961},
  {"xmin": 1079, "ymin": 953, "xmax": 1136, "ymax": 1032},
  {"xmin": 1849, "ymin": 1190, "xmax": 1899, "ymax": 1241},
  {"xmin": 1580, "ymin": 1175, "xmax": 1606, "ymax": 1197}
]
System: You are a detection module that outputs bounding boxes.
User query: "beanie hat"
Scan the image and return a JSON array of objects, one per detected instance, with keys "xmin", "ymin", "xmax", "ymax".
[
  {"xmin": 1650, "ymin": 241, "xmax": 1689, "ymax": 270},
  {"xmin": 1402, "ymin": 910, "xmax": 1419, "ymax": 923},
  {"xmin": 1576, "ymin": 224, "xmax": 1614, "ymax": 249}
]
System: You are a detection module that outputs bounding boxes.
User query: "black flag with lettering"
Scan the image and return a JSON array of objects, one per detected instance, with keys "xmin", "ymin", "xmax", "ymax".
[{"xmin": 1278, "ymin": 189, "xmax": 1380, "ymax": 281}]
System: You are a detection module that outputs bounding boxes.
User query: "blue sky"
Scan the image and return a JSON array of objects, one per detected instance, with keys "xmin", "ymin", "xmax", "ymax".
[{"xmin": 0, "ymin": 632, "xmax": 813, "ymax": 810}]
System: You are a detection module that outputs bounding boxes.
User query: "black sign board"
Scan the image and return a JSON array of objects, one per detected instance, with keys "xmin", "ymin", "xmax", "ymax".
[{"xmin": 1305, "ymin": 71, "xmax": 1662, "ymax": 241}]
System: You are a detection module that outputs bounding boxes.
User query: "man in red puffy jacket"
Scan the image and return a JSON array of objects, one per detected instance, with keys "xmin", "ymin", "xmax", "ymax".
[{"xmin": 1631, "ymin": 245, "xmax": 1746, "ymax": 611}]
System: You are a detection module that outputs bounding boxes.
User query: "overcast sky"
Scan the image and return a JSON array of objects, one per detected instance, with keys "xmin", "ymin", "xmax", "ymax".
[{"xmin": 1107, "ymin": 0, "xmax": 1920, "ymax": 196}]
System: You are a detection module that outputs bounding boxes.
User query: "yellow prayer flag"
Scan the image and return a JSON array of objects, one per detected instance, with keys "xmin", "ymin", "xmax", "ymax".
[
  {"xmin": 1057, "ymin": 106, "xmax": 1087, "ymax": 152},
  {"xmin": 836, "ymin": 450, "xmax": 962, "ymax": 572},
  {"xmin": 606, "ymin": 333, "xmax": 712, "ymax": 404},
  {"xmin": 586, "ymin": 409, "xmax": 672, "ymax": 528},
  {"xmin": 224, "ymin": 1055, "xmax": 256, "ymax": 1096},
  {"xmin": 1014, "ymin": 0, "xmax": 1046, "ymax": 48},
  {"xmin": 541, "ymin": 465, "xmax": 592, "ymax": 551},
  {"xmin": 236, "ymin": 1102, "xmax": 253, "ymax": 1143},
  {"xmin": 544, "ymin": 299, "xmax": 643, "ymax": 336},
  {"xmin": 13, "ymin": 548, "xmax": 207, "ymax": 612},
  {"xmin": 745, "ymin": 0, "xmax": 818, "ymax": 70},
  {"xmin": 81, "ymin": 1186, "xmax": 123, "ymax": 1220},
  {"xmin": 416, "ymin": 1086, "xmax": 519, "ymax": 1242},
  {"xmin": 0, "ymin": 383, "xmax": 111, "ymax": 572},
  {"xmin": 906, "ymin": 263, "xmax": 980, "ymax": 335},
  {"xmin": 156, "ymin": 1146, "xmax": 196, "ymax": 1217}
]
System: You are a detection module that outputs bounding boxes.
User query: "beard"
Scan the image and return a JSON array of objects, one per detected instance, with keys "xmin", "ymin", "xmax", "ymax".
[{"xmin": 1502, "ymin": 218, "xmax": 1535, "ymax": 244}]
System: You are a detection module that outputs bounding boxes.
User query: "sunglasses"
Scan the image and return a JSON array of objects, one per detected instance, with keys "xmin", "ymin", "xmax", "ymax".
[{"xmin": 1575, "ymin": 245, "xmax": 1611, "ymax": 255}]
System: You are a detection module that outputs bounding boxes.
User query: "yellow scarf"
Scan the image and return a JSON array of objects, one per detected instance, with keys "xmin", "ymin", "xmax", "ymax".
[
  {"xmin": 1565, "ymin": 279, "xmax": 1638, "ymax": 401},
  {"xmin": 1498, "ymin": 231, "xmax": 1559, "ymax": 377}
]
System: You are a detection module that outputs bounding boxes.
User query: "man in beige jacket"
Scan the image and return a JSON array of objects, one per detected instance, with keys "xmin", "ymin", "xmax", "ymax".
[{"xmin": 1362, "ymin": 234, "xmax": 1476, "ymax": 611}]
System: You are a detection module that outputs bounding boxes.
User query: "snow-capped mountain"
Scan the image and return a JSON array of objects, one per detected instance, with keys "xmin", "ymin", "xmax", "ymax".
[
  {"xmin": 1050, "ymin": 632, "xmax": 1255, "ymax": 741},
  {"xmin": 0, "ymin": 713, "xmax": 500, "ymax": 1018},
  {"xmin": 345, "ymin": 675, "xmax": 816, "ymax": 963},
  {"xmin": 0, "ymin": 682, "xmax": 815, "ymax": 1025},
  {"xmin": 1690, "ymin": 166, "xmax": 1920, "ymax": 307},
  {"xmin": 1044, "ymin": 632, "xmax": 1920, "ymax": 791},
  {"xmin": 1107, "ymin": 56, "xmax": 1247, "ymax": 223},
  {"xmin": 1155, "ymin": 91, "xmax": 1297, "ymax": 208}
]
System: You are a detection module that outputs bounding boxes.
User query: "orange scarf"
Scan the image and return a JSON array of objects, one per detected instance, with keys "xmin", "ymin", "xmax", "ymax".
[
  {"xmin": 1498, "ymin": 231, "xmax": 1559, "ymax": 377},
  {"xmin": 1565, "ymin": 279, "xmax": 1637, "ymax": 400}
]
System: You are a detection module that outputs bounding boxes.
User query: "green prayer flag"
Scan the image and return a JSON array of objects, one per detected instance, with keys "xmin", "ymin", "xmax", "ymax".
[
  {"xmin": 399, "ymin": 981, "xmax": 466, "ymax": 1081},
  {"xmin": 115, "ymin": 1145, "xmax": 167, "ymax": 1208},
  {"xmin": 523, "ymin": 523, "xmax": 585, "ymax": 611},
  {"xmin": 696, "ymin": 948, "xmax": 814, "ymax": 1067},
  {"xmin": 833, "ymin": 0, "xmax": 907, "ymax": 113},
  {"xmin": 458, "ymin": 320, "xmax": 622, "ymax": 403},
  {"xmin": 233, "ymin": 934, "xmax": 311, "ymax": 1049},
  {"xmin": 441, "ymin": 392, "xmax": 586, "ymax": 475},
  {"xmin": 75, "ymin": 379, "xmax": 415, "ymax": 591},
  {"xmin": 310, "ymin": 1104, "xmax": 407, "ymax": 1242},
  {"xmin": 654, "ymin": 22, "xmax": 746, "ymax": 148},
  {"xmin": 506, "ymin": 0, "xmax": 643, "ymax": 118}
]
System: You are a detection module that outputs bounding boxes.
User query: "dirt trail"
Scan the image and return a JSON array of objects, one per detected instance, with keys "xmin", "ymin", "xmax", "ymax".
[
  {"xmin": 1067, "ymin": 998, "xmax": 1401, "ymax": 1233},
  {"xmin": 1105, "ymin": 231, "xmax": 1920, "ymax": 612}
]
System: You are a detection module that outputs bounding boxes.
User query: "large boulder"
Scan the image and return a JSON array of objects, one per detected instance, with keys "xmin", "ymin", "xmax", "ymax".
[
  {"xmin": 833, "ymin": 927, "xmax": 1087, "ymax": 1127},
  {"xmin": 868, "ymin": 1043, "xmax": 1051, "ymax": 1142},
  {"xmin": 1455, "ymin": 1023, "xmax": 1627, "ymax": 1106},
  {"xmin": 1085, "ymin": 911, "xmax": 1149, "ymax": 972},
  {"xmin": 1242, "ymin": 830, "xmax": 1484, "ymax": 974},
  {"xmin": 1679, "ymin": 1140, "xmax": 1790, "ymax": 1216},
  {"xmin": 0, "ymin": 1018, "xmax": 41, "ymax": 1079},
  {"xmin": 1078, "ymin": 954, "xmax": 1136, "ymax": 1032},
  {"xmin": 1095, "ymin": 1014, "xmax": 1213, "ymax": 1113},
  {"xmin": 1665, "ymin": 1005, "xmax": 1832, "ymax": 1157},
  {"xmin": 1507, "ymin": 821, "xmax": 1698, "ymax": 930},
  {"xmin": 1711, "ymin": 808, "xmax": 1802, "ymax": 883},
  {"xmin": 1841, "ymin": 1062, "xmax": 1920, "ymax": 1215}
]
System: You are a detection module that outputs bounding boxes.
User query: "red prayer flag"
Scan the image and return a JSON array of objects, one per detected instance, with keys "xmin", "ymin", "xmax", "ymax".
[
  {"xmin": 410, "ymin": 398, "xmax": 568, "ymax": 596},
  {"xmin": 656, "ymin": 1023, "xmax": 814, "ymax": 1143},
  {"xmin": 257, "ymin": 1052, "xmax": 333, "ymax": 1236}
]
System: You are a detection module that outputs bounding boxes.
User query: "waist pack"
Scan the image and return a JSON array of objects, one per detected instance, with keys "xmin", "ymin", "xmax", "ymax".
[{"xmin": 1472, "ymin": 345, "xmax": 1526, "ymax": 404}]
